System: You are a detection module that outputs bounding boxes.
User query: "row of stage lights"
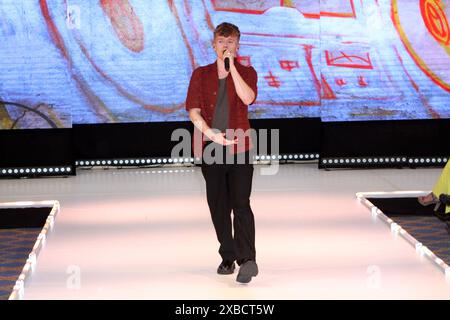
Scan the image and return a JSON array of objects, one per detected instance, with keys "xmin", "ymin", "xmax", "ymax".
[
  {"xmin": 0, "ymin": 166, "xmax": 73, "ymax": 177},
  {"xmin": 320, "ymin": 156, "xmax": 448, "ymax": 168},
  {"xmin": 1, "ymin": 155, "xmax": 447, "ymax": 177},
  {"xmin": 0, "ymin": 154, "xmax": 318, "ymax": 177},
  {"xmin": 75, "ymin": 153, "xmax": 321, "ymax": 167}
]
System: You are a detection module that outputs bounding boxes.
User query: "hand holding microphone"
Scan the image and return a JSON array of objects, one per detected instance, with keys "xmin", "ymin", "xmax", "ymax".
[{"xmin": 223, "ymin": 50, "xmax": 233, "ymax": 72}]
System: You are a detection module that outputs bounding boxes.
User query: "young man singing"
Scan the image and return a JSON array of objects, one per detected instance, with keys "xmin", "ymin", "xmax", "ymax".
[{"xmin": 185, "ymin": 22, "xmax": 258, "ymax": 283}]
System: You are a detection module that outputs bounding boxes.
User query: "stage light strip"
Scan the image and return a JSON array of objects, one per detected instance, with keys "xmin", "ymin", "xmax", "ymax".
[
  {"xmin": 322, "ymin": 156, "xmax": 407, "ymax": 166},
  {"xmin": 0, "ymin": 166, "xmax": 73, "ymax": 177},
  {"xmin": 322, "ymin": 156, "xmax": 448, "ymax": 167},
  {"xmin": 356, "ymin": 191, "xmax": 450, "ymax": 279},
  {"xmin": 256, "ymin": 153, "xmax": 320, "ymax": 161},
  {"xmin": 408, "ymin": 157, "xmax": 449, "ymax": 165},
  {"xmin": 6, "ymin": 200, "xmax": 60, "ymax": 300},
  {"xmin": 76, "ymin": 157, "xmax": 196, "ymax": 167},
  {"xmin": 75, "ymin": 154, "xmax": 320, "ymax": 168}
]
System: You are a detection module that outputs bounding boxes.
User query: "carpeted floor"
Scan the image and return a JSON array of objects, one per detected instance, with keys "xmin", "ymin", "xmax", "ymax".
[
  {"xmin": 367, "ymin": 197, "xmax": 450, "ymax": 265},
  {"xmin": 0, "ymin": 207, "xmax": 51, "ymax": 300},
  {"xmin": 0, "ymin": 228, "xmax": 41, "ymax": 299}
]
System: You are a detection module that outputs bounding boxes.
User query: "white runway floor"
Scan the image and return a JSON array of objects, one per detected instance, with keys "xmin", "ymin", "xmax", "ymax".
[{"xmin": 1, "ymin": 162, "xmax": 449, "ymax": 299}]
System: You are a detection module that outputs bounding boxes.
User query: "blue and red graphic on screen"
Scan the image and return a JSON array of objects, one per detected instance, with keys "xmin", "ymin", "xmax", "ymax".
[{"xmin": 0, "ymin": 0, "xmax": 448, "ymax": 129}]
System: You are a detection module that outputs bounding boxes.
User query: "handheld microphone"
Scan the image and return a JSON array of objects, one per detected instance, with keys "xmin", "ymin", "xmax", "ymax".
[{"xmin": 223, "ymin": 50, "xmax": 230, "ymax": 72}]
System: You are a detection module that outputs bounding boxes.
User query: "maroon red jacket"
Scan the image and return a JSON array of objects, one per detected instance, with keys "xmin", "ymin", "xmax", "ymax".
[{"xmin": 185, "ymin": 61, "xmax": 258, "ymax": 158}]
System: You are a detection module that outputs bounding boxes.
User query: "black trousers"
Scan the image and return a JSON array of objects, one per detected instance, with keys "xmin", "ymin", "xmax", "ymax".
[{"xmin": 201, "ymin": 144, "xmax": 256, "ymax": 265}]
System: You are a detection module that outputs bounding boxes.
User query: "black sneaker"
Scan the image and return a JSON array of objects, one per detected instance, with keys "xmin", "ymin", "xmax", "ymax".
[
  {"xmin": 236, "ymin": 260, "xmax": 258, "ymax": 283},
  {"xmin": 217, "ymin": 260, "xmax": 235, "ymax": 275}
]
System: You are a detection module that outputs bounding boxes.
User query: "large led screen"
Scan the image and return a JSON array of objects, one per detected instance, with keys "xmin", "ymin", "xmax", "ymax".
[{"xmin": 0, "ymin": 0, "xmax": 448, "ymax": 129}]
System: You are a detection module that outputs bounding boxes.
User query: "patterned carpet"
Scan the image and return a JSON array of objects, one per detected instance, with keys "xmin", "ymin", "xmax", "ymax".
[
  {"xmin": 367, "ymin": 197, "xmax": 450, "ymax": 267},
  {"xmin": 0, "ymin": 207, "xmax": 52, "ymax": 300},
  {"xmin": 0, "ymin": 228, "xmax": 41, "ymax": 299}
]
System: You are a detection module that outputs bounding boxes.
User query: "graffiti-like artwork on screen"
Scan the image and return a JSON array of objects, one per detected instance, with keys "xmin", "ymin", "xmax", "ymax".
[{"xmin": 0, "ymin": 0, "xmax": 448, "ymax": 129}]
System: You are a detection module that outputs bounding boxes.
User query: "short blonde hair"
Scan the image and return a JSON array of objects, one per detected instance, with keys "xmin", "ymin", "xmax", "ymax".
[{"xmin": 214, "ymin": 22, "xmax": 240, "ymax": 40}]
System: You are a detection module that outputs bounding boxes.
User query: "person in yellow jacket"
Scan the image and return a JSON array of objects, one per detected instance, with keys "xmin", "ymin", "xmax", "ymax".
[{"xmin": 418, "ymin": 161, "xmax": 450, "ymax": 214}]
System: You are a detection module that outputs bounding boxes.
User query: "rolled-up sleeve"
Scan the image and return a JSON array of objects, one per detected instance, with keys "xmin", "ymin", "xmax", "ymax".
[
  {"xmin": 244, "ymin": 66, "xmax": 258, "ymax": 105},
  {"xmin": 185, "ymin": 68, "xmax": 202, "ymax": 111}
]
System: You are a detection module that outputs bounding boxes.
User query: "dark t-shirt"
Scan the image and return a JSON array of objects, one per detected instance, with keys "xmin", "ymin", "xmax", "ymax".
[{"xmin": 211, "ymin": 78, "xmax": 229, "ymax": 133}]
